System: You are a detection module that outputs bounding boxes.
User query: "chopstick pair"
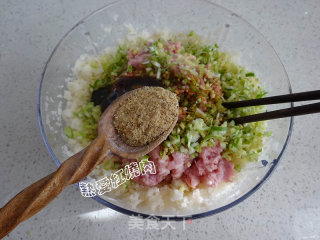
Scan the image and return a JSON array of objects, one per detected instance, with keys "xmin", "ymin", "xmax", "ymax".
[{"xmin": 222, "ymin": 90, "xmax": 320, "ymax": 124}]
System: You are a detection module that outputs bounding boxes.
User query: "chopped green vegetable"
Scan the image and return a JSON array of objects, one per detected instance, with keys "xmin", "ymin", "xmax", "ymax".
[
  {"xmin": 65, "ymin": 31, "xmax": 270, "ymax": 175},
  {"xmin": 65, "ymin": 126, "xmax": 74, "ymax": 139},
  {"xmin": 245, "ymin": 72, "xmax": 255, "ymax": 77},
  {"xmin": 65, "ymin": 102, "xmax": 101, "ymax": 146},
  {"xmin": 103, "ymin": 158, "xmax": 122, "ymax": 170}
]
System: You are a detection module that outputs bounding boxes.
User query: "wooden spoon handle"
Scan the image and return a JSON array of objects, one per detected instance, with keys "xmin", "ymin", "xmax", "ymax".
[{"xmin": 0, "ymin": 134, "xmax": 110, "ymax": 238}]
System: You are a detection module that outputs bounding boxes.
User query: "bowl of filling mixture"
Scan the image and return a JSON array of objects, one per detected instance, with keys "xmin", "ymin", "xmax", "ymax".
[{"xmin": 38, "ymin": 0, "xmax": 293, "ymax": 220}]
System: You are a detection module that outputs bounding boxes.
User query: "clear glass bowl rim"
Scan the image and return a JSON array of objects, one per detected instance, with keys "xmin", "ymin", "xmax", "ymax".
[{"xmin": 37, "ymin": 0, "xmax": 293, "ymax": 221}]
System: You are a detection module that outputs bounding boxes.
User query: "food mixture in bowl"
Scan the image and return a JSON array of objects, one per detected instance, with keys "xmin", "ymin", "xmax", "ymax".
[{"xmin": 62, "ymin": 30, "xmax": 270, "ymax": 211}]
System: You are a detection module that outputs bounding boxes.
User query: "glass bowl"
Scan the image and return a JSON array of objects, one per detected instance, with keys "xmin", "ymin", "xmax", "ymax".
[{"xmin": 38, "ymin": 0, "xmax": 293, "ymax": 220}]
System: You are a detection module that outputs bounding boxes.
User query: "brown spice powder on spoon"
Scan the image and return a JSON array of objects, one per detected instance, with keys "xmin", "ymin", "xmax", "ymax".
[{"xmin": 113, "ymin": 86, "xmax": 179, "ymax": 147}]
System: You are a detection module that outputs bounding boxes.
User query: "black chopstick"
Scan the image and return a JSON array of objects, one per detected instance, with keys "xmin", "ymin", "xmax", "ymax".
[
  {"xmin": 230, "ymin": 102, "xmax": 320, "ymax": 124},
  {"xmin": 222, "ymin": 90, "xmax": 320, "ymax": 108}
]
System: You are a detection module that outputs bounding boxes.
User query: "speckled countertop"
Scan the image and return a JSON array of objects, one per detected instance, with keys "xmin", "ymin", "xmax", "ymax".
[{"xmin": 0, "ymin": 0, "xmax": 319, "ymax": 239}]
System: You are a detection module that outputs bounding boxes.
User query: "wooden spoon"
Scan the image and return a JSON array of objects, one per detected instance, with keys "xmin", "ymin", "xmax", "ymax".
[{"xmin": 0, "ymin": 87, "xmax": 178, "ymax": 238}]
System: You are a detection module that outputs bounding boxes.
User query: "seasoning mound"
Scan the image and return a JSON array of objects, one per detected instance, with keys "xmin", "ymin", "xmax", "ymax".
[{"xmin": 113, "ymin": 86, "xmax": 179, "ymax": 147}]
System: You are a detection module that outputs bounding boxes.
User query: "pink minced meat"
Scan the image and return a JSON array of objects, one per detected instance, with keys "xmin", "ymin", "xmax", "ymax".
[
  {"xmin": 127, "ymin": 41, "xmax": 181, "ymax": 71},
  {"xmin": 183, "ymin": 146, "xmax": 235, "ymax": 188},
  {"xmin": 127, "ymin": 51, "xmax": 149, "ymax": 70},
  {"xmin": 132, "ymin": 146, "xmax": 191, "ymax": 187},
  {"xmin": 128, "ymin": 144, "xmax": 235, "ymax": 188},
  {"xmin": 164, "ymin": 41, "xmax": 181, "ymax": 53}
]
